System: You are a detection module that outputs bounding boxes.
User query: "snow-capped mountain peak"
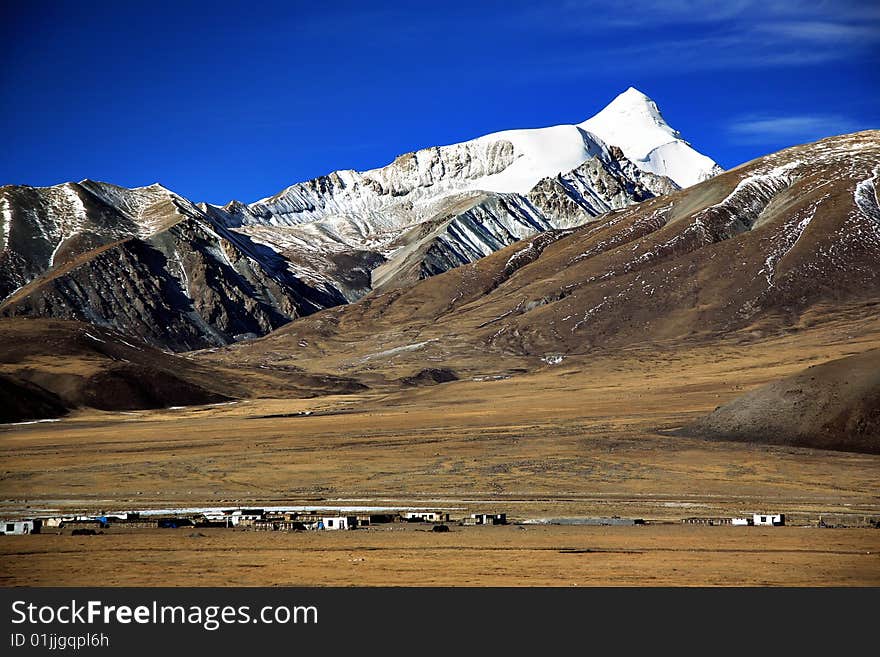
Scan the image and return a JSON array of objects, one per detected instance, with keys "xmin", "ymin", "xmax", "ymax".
[
  {"xmin": 579, "ymin": 87, "xmax": 722, "ymax": 188},
  {"xmin": 230, "ymin": 87, "xmax": 720, "ymax": 231},
  {"xmin": 586, "ymin": 86, "xmax": 673, "ymax": 133}
]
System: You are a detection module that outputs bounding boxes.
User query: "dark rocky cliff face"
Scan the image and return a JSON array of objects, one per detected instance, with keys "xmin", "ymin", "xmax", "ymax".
[
  {"xmin": 526, "ymin": 155, "xmax": 678, "ymax": 227},
  {"xmin": 0, "ymin": 216, "xmax": 343, "ymax": 351},
  {"xmin": 0, "ymin": 181, "xmax": 141, "ymax": 300}
]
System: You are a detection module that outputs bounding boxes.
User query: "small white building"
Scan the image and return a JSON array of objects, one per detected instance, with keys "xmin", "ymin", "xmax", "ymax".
[
  {"xmin": 731, "ymin": 518, "xmax": 751, "ymax": 526},
  {"xmin": 203, "ymin": 511, "xmax": 236, "ymax": 526},
  {"xmin": 205, "ymin": 509, "xmax": 265, "ymax": 527},
  {"xmin": 319, "ymin": 516, "xmax": 356, "ymax": 530},
  {"xmin": 402, "ymin": 511, "xmax": 449, "ymax": 523},
  {"xmin": 471, "ymin": 513, "xmax": 507, "ymax": 526},
  {"xmin": 1, "ymin": 520, "xmax": 39, "ymax": 535},
  {"xmin": 753, "ymin": 513, "xmax": 785, "ymax": 526}
]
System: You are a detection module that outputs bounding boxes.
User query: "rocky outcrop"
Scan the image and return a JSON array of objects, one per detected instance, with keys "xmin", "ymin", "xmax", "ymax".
[
  {"xmin": 371, "ymin": 192, "xmax": 552, "ymax": 291},
  {"xmin": 527, "ymin": 155, "xmax": 678, "ymax": 228},
  {"xmin": 400, "ymin": 368, "xmax": 459, "ymax": 386}
]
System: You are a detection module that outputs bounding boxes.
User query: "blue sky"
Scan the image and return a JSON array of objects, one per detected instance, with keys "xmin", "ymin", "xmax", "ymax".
[{"xmin": 1, "ymin": 0, "xmax": 877, "ymax": 204}]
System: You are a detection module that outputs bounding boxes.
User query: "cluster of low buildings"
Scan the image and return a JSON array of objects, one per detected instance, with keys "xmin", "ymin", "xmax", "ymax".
[
  {"xmin": 0, "ymin": 508, "xmax": 509, "ymax": 535},
  {"xmin": 682, "ymin": 513, "xmax": 786, "ymax": 526},
  {"xmin": 2, "ymin": 509, "xmax": 817, "ymax": 535}
]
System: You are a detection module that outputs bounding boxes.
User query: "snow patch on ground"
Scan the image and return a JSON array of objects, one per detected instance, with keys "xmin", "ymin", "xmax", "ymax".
[
  {"xmin": 360, "ymin": 340, "xmax": 438, "ymax": 362},
  {"xmin": 49, "ymin": 233, "xmax": 76, "ymax": 267},
  {"xmin": 854, "ymin": 169, "xmax": 880, "ymax": 230},
  {"xmin": 505, "ymin": 242, "xmax": 537, "ymax": 270},
  {"xmin": 0, "ymin": 195, "xmax": 11, "ymax": 253},
  {"xmin": 572, "ymin": 296, "xmax": 611, "ymax": 331},
  {"xmin": 61, "ymin": 183, "xmax": 88, "ymax": 226},
  {"xmin": 114, "ymin": 337, "xmax": 143, "ymax": 350},
  {"xmin": 2, "ymin": 418, "xmax": 61, "ymax": 427},
  {"xmin": 758, "ymin": 200, "xmax": 821, "ymax": 287},
  {"xmin": 462, "ymin": 124, "xmax": 608, "ymax": 195}
]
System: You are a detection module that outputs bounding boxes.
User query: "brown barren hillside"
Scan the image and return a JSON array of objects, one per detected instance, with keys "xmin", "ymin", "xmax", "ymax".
[
  {"xmin": 0, "ymin": 318, "xmax": 365, "ymax": 423},
  {"xmin": 0, "ymin": 319, "xmax": 233, "ymax": 422},
  {"xmin": 679, "ymin": 350, "xmax": 880, "ymax": 454},
  {"xmin": 202, "ymin": 131, "xmax": 880, "ymax": 384}
]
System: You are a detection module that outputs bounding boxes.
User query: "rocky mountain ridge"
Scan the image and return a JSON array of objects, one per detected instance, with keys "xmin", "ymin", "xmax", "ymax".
[{"xmin": 0, "ymin": 88, "xmax": 718, "ymax": 349}]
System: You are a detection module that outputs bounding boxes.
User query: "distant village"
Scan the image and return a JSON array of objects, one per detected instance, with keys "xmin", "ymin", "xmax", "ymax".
[
  {"xmin": 1, "ymin": 508, "xmax": 510, "ymax": 535},
  {"xmin": 1, "ymin": 506, "xmax": 839, "ymax": 536}
]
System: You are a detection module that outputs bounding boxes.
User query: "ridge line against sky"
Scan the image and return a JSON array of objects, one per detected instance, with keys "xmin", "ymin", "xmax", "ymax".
[{"xmin": 1, "ymin": 0, "xmax": 877, "ymax": 205}]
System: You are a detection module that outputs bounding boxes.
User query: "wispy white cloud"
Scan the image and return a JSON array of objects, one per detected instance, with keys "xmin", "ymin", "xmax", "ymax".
[
  {"xmin": 551, "ymin": 0, "xmax": 759, "ymax": 27},
  {"xmin": 728, "ymin": 114, "xmax": 864, "ymax": 143},
  {"xmin": 759, "ymin": 20, "xmax": 880, "ymax": 43},
  {"xmin": 507, "ymin": 0, "xmax": 880, "ymax": 73},
  {"xmin": 554, "ymin": 0, "xmax": 880, "ymax": 25}
]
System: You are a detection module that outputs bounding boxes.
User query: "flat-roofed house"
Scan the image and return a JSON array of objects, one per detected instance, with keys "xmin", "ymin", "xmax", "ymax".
[
  {"xmin": 319, "ymin": 516, "xmax": 357, "ymax": 530},
  {"xmin": 401, "ymin": 511, "xmax": 449, "ymax": 523},
  {"xmin": 1, "ymin": 519, "xmax": 40, "ymax": 535},
  {"xmin": 753, "ymin": 513, "xmax": 785, "ymax": 526},
  {"xmin": 470, "ymin": 513, "xmax": 507, "ymax": 526}
]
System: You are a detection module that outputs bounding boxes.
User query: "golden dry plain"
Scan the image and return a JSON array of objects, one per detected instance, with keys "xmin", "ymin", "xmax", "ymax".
[
  {"xmin": 2, "ymin": 526, "xmax": 878, "ymax": 587},
  {"xmin": 1, "ymin": 322, "xmax": 879, "ymax": 586}
]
